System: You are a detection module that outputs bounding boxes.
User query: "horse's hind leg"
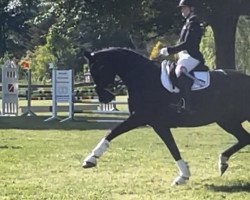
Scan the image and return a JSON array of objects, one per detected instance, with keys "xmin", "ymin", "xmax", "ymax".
[{"xmin": 217, "ymin": 121, "xmax": 250, "ymax": 175}]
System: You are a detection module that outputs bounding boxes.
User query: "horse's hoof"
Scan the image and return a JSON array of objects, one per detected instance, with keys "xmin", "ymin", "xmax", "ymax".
[
  {"xmin": 171, "ymin": 176, "xmax": 189, "ymax": 186},
  {"xmin": 83, "ymin": 154, "xmax": 97, "ymax": 168},
  {"xmin": 82, "ymin": 161, "xmax": 96, "ymax": 168},
  {"xmin": 218, "ymin": 154, "xmax": 229, "ymax": 176},
  {"xmin": 220, "ymin": 163, "xmax": 228, "ymax": 176}
]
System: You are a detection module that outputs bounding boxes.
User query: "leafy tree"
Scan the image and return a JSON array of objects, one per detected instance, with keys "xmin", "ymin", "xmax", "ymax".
[
  {"xmin": 25, "ymin": 0, "xmax": 179, "ymax": 78},
  {"xmin": 30, "ymin": 26, "xmax": 78, "ymax": 81},
  {"xmin": 196, "ymin": 16, "xmax": 250, "ymax": 73},
  {"xmin": 47, "ymin": 0, "xmax": 178, "ymax": 51},
  {"xmin": 200, "ymin": 26, "xmax": 215, "ymax": 69},
  {"xmin": 0, "ymin": 0, "xmax": 40, "ymax": 57},
  {"xmin": 235, "ymin": 16, "xmax": 250, "ymax": 74},
  {"xmin": 30, "ymin": 45, "xmax": 56, "ymax": 82},
  {"xmin": 3, "ymin": 0, "xmax": 249, "ymax": 75},
  {"xmin": 46, "ymin": 28, "xmax": 77, "ymax": 70},
  {"xmin": 195, "ymin": 0, "xmax": 250, "ymax": 69}
]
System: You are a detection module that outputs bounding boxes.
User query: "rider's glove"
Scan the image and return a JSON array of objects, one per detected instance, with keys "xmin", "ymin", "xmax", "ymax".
[{"xmin": 160, "ymin": 47, "xmax": 169, "ymax": 56}]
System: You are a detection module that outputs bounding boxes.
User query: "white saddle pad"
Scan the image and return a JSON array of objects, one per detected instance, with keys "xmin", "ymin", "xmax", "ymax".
[{"xmin": 161, "ymin": 60, "xmax": 210, "ymax": 93}]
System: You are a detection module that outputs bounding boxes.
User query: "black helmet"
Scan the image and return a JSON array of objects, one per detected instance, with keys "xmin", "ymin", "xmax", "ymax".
[{"xmin": 178, "ymin": 0, "xmax": 194, "ymax": 7}]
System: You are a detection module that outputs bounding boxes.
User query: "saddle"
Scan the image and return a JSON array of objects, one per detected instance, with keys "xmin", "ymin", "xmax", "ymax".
[{"xmin": 161, "ymin": 60, "xmax": 210, "ymax": 93}]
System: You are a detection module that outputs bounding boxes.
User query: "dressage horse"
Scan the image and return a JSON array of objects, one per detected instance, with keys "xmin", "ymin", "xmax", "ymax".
[{"xmin": 82, "ymin": 47, "xmax": 250, "ymax": 185}]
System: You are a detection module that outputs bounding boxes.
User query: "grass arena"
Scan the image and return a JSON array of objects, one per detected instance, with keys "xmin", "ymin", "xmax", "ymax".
[
  {"xmin": 0, "ymin": 103, "xmax": 249, "ymax": 199},
  {"xmin": 0, "ymin": 61, "xmax": 249, "ymax": 199}
]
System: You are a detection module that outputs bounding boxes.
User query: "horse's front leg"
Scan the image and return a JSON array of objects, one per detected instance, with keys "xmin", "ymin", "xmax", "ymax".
[
  {"xmin": 82, "ymin": 113, "xmax": 144, "ymax": 168},
  {"xmin": 152, "ymin": 124, "xmax": 190, "ymax": 186}
]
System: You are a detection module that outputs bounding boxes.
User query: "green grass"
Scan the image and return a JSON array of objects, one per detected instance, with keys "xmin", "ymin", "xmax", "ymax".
[{"xmin": 0, "ymin": 117, "xmax": 249, "ymax": 200}]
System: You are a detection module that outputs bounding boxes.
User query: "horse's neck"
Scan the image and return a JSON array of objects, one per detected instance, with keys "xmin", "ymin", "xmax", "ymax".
[{"xmin": 117, "ymin": 58, "xmax": 160, "ymax": 89}]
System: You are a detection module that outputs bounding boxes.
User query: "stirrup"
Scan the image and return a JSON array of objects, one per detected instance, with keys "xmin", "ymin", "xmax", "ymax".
[
  {"xmin": 180, "ymin": 98, "xmax": 185, "ymax": 109},
  {"xmin": 172, "ymin": 98, "xmax": 185, "ymax": 113},
  {"xmin": 170, "ymin": 98, "xmax": 194, "ymax": 114}
]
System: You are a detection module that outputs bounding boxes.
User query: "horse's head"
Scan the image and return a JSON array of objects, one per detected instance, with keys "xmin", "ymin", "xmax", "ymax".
[{"xmin": 84, "ymin": 50, "xmax": 116, "ymax": 103}]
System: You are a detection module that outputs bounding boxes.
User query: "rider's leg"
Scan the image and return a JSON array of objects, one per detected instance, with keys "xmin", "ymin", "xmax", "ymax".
[
  {"xmin": 174, "ymin": 55, "xmax": 200, "ymax": 112},
  {"xmin": 177, "ymin": 72, "xmax": 193, "ymax": 111}
]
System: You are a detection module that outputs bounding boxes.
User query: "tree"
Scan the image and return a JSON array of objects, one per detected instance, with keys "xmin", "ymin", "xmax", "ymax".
[
  {"xmin": 3, "ymin": 0, "xmax": 248, "ymax": 74},
  {"xmin": 235, "ymin": 16, "xmax": 250, "ymax": 74},
  {"xmin": 200, "ymin": 26, "xmax": 215, "ymax": 69},
  {"xmin": 0, "ymin": 0, "xmax": 40, "ymax": 57},
  {"xmin": 47, "ymin": 0, "xmax": 178, "ymax": 51},
  {"xmin": 27, "ymin": 0, "xmax": 179, "ymax": 72},
  {"xmin": 195, "ymin": 0, "xmax": 250, "ymax": 69}
]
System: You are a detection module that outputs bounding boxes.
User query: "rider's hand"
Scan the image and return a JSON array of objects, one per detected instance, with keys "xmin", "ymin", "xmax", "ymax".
[{"xmin": 160, "ymin": 47, "xmax": 169, "ymax": 56}]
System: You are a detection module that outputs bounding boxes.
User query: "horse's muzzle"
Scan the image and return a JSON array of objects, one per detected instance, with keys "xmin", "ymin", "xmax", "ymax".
[{"xmin": 95, "ymin": 86, "xmax": 115, "ymax": 104}]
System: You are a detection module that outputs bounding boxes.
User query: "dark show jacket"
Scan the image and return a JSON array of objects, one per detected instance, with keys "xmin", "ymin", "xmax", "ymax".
[{"xmin": 167, "ymin": 15, "xmax": 204, "ymax": 64}]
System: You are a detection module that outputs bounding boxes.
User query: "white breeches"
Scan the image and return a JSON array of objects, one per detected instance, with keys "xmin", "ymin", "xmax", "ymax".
[{"xmin": 175, "ymin": 51, "xmax": 200, "ymax": 77}]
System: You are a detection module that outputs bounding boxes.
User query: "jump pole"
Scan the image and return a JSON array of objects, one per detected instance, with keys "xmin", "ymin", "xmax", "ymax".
[
  {"xmin": 21, "ymin": 69, "xmax": 36, "ymax": 116},
  {"xmin": 44, "ymin": 65, "xmax": 58, "ymax": 121}
]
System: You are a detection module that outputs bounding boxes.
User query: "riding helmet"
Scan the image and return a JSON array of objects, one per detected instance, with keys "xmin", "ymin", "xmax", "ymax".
[{"xmin": 178, "ymin": 0, "xmax": 194, "ymax": 7}]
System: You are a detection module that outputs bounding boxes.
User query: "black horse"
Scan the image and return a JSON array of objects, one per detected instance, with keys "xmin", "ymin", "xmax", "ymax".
[{"xmin": 83, "ymin": 47, "xmax": 250, "ymax": 185}]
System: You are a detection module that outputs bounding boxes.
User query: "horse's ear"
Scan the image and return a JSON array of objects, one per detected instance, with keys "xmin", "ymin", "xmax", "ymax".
[{"xmin": 84, "ymin": 51, "xmax": 94, "ymax": 62}]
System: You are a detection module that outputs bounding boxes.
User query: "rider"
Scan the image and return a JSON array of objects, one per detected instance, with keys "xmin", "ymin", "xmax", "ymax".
[{"xmin": 160, "ymin": 0, "xmax": 205, "ymax": 113}]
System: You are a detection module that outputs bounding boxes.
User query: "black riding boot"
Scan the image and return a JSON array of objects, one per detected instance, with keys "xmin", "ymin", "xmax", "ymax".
[{"xmin": 176, "ymin": 74, "xmax": 193, "ymax": 113}]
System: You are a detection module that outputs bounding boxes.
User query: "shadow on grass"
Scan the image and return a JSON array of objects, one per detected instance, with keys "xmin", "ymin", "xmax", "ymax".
[
  {"xmin": 206, "ymin": 182, "xmax": 250, "ymax": 193},
  {"xmin": 0, "ymin": 145, "xmax": 22, "ymax": 149},
  {"xmin": 0, "ymin": 116, "xmax": 126, "ymax": 130}
]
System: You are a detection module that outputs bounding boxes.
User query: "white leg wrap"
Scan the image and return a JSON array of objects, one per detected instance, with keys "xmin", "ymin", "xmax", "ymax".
[
  {"xmin": 84, "ymin": 154, "xmax": 97, "ymax": 165},
  {"xmin": 92, "ymin": 138, "xmax": 110, "ymax": 157},
  {"xmin": 176, "ymin": 159, "xmax": 191, "ymax": 177},
  {"xmin": 172, "ymin": 159, "xmax": 190, "ymax": 186},
  {"xmin": 219, "ymin": 154, "xmax": 228, "ymax": 165},
  {"xmin": 218, "ymin": 154, "xmax": 229, "ymax": 175},
  {"xmin": 84, "ymin": 138, "xmax": 110, "ymax": 163}
]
